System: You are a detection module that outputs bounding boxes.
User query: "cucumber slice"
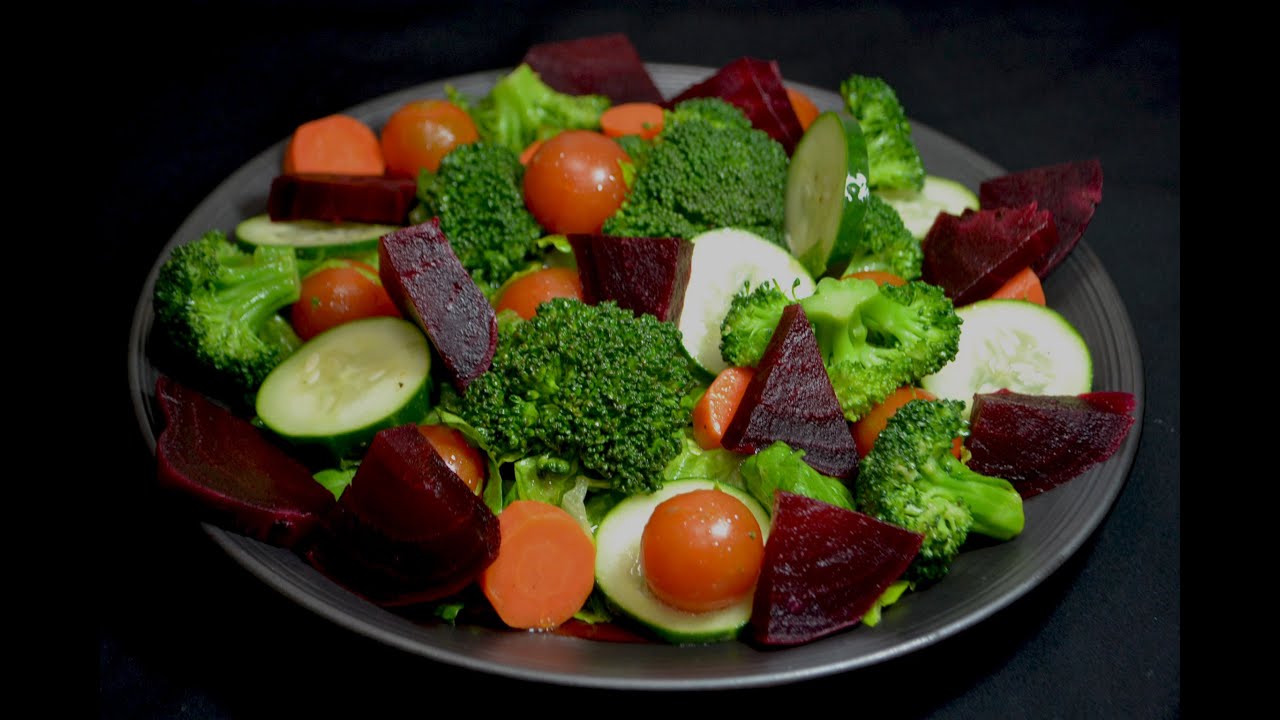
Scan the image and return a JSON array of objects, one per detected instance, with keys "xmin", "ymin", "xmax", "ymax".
[
  {"xmin": 235, "ymin": 213, "xmax": 400, "ymax": 260},
  {"xmin": 876, "ymin": 175, "xmax": 979, "ymax": 239},
  {"xmin": 678, "ymin": 228, "xmax": 816, "ymax": 376},
  {"xmin": 256, "ymin": 316, "xmax": 433, "ymax": 459},
  {"xmin": 594, "ymin": 479, "xmax": 771, "ymax": 644},
  {"xmin": 921, "ymin": 299, "xmax": 1092, "ymax": 414},
  {"xmin": 785, "ymin": 111, "xmax": 871, "ymax": 278}
]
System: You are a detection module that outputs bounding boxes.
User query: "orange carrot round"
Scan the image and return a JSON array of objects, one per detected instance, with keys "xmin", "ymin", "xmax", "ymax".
[
  {"xmin": 283, "ymin": 114, "xmax": 385, "ymax": 176},
  {"xmin": 786, "ymin": 87, "xmax": 820, "ymax": 131},
  {"xmin": 599, "ymin": 102, "xmax": 665, "ymax": 139},
  {"xmin": 692, "ymin": 366, "xmax": 756, "ymax": 450},
  {"xmin": 843, "ymin": 269, "xmax": 907, "ymax": 287},
  {"xmin": 480, "ymin": 500, "xmax": 596, "ymax": 631},
  {"xmin": 519, "ymin": 138, "xmax": 546, "ymax": 165},
  {"xmin": 988, "ymin": 266, "xmax": 1046, "ymax": 305}
]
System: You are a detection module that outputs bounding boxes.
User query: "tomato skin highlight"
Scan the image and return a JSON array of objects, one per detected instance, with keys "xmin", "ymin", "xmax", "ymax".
[
  {"xmin": 417, "ymin": 424, "xmax": 487, "ymax": 494},
  {"xmin": 641, "ymin": 488, "xmax": 765, "ymax": 613},
  {"xmin": 522, "ymin": 130, "xmax": 632, "ymax": 234},
  {"xmin": 380, "ymin": 99, "xmax": 479, "ymax": 178},
  {"xmin": 493, "ymin": 267, "xmax": 584, "ymax": 320},
  {"xmin": 290, "ymin": 260, "xmax": 402, "ymax": 341}
]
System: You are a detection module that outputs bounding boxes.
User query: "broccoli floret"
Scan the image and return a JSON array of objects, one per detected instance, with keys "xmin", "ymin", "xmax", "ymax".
[
  {"xmin": 152, "ymin": 229, "xmax": 302, "ymax": 391},
  {"xmin": 718, "ymin": 276, "xmax": 961, "ymax": 421},
  {"xmin": 447, "ymin": 64, "xmax": 610, "ymax": 154},
  {"xmin": 602, "ymin": 98, "xmax": 789, "ymax": 246},
  {"xmin": 439, "ymin": 298, "xmax": 700, "ymax": 496},
  {"xmin": 840, "ymin": 74, "xmax": 925, "ymax": 192},
  {"xmin": 844, "ymin": 193, "xmax": 923, "ymax": 281},
  {"xmin": 409, "ymin": 141, "xmax": 545, "ymax": 295},
  {"xmin": 856, "ymin": 398, "xmax": 1025, "ymax": 583}
]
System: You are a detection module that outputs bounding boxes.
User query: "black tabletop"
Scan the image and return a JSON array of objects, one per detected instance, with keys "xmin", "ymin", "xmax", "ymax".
[{"xmin": 93, "ymin": 1, "xmax": 1179, "ymax": 716}]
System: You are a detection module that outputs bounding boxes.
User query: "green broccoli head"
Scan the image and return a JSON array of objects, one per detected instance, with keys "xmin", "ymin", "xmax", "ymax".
[
  {"xmin": 447, "ymin": 63, "xmax": 610, "ymax": 154},
  {"xmin": 152, "ymin": 229, "xmax": 302, "ymax": 391},
  {"xmin": 844, "ymin": 193, "xmax": 923, "ymax": 281},
  {"xmin": 856, "ymin": 398, "xmax": 1025, "ymax": 583},
  {"xmin": 718, "ymin": 275, "xmax": 961, "ymax": 421},
  {"xmin": 840, "ymin": 74, "xmax": 925, "ymax": 192},
  {"xmin": 439, "ymin": 298, "xmax": 700, "ymax": 495},
  {"xmin": 602, "ymin": 98, "xmax": 789, "ymax": 246},
  {"xmin": 409, "ymin": 141, "xmax": 546, "ymax": 295}
]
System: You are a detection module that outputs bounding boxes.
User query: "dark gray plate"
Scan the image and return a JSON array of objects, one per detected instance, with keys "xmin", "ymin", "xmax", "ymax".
[{"xmin": 128, "ymin": 64, "xmax": 1144, "ymax": 690}]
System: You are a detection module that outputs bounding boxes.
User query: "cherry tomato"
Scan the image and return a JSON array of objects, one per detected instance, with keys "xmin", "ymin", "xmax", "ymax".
[
  {"xmin": 290, "ymin": 260, "xmax": 401, "ymax": 341},
  {"xmin": 522, "ymin": 130, "xmax": 631, "ymax": 234},
  {"xmin": 493, "ymin": 267, "xmax": 584, "ymax": 320},
  {"xmin": 418, "ymin": 424, "xmax": 487, "ymax": 494},
  {"xmin": 380, "ymin": 99, "xmax": 479, "ymax": 178},
  {"xmin": 641, "ymin": 488, "xmax": 764, "ymax": 613}
]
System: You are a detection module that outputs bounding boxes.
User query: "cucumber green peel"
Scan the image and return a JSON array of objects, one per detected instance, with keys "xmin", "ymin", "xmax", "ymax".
[{"xmin": 785, "ymin": 111, "xmax": 872, "ymax": 278}]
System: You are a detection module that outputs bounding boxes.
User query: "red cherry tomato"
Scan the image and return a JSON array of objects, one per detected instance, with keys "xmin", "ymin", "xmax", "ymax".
[
  {"xmin": 522, "ymin": 130, "xmax": 631, "ymax": 234},
  {"xmin": 380, "ymin": 99, "xmax": 479, "ymax": 178},
  {"xmin": 493, "ymin": 267, "xmax": 584, "ymax": 320},
  {"xmin": 290, "ymin": 260, "xmax": 401, "ymax": 341},
  {"xmin": 641, "ymin": 488, "xmax": 765, "ymax": 613},
  {"xmin": 417, "ymin": 424, "xmax": 487, "ymax": 495}
]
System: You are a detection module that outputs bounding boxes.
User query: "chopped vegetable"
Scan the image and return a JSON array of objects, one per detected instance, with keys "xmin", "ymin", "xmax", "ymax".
[
  {"xmin": 599, "ymin": 102, "xmax": 665, "ymax": 139},
  {"xmin": 447, "ymin": 63, "xmax": 610, "ymax": 155},
  {"xmin": 839, "ymin": 74, "xmax": 925, "ymax": 191},
  {"xmin": 492, "ymin": 266, "xmax": 583, "ymax": 320},
  {"xmin": 988, "ymin": 265, "xmax": 1046, "ymax": 304},
  {"xmin": 289, "ymin": 259, "xmax": 401, "ymax": 341},
  {"xmin": 692, "ymin": 365, "xmax": 756, "ymax": 451},
  {"xmin": 379, "ymin": 99, "xmax": 479, "ymax": 178},
  {"xmin": 522, "ymin": 130, "xmax": 632, "ymax": 234},
  {"xmin": 283, "ymin": 114, "xmax": 385, "ymax": 176}
]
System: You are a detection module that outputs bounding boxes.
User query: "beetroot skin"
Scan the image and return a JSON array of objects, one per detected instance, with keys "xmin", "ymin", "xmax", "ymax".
[
  {"xmin": 267, "ymin": 173, "xmax": 417, "ymax": 225},
  {"xmin": 521, "ymin": 33, "xmax": 665, "ymax": 105},
  {"xmin": 751, "ymin": 491, "xmax": 924, "ymax": 647},
  {"xmin": 965, "ymin": 390, "xmax": 1137, "ymax": 498},
  {"xmin": 666, "ymin": 57, "xmax": 805, "ymax": 154},
  {"xmin": 154, "ymin": 375, "xmax": 336, "ymax": 549},
  {"xmin": 922, "ymin": 202, "xmax": 1059, "ymax": 306},
  {"xmin": 979, "ymin": 158, "xmax": 1104, "ymax": 278},
  {"xmin": 569, "ymin": 234, "xmax": 694, "ymax": 323},
  {"xmin": 378, "ymin": 219, "xmax": 497, "ymax": 391},
  {"xmin": 304, "ymin": 425, "xmax": 501, "ymax": 607},
  {"xmin": 721, "ymin": 304, "xmax": 860, "ymax": 479}
]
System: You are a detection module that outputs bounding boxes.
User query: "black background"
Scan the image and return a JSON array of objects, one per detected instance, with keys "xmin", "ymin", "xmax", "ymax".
[{"xmin": 89, "ymin": 1, "xmax": 1179, "ymax": 716}]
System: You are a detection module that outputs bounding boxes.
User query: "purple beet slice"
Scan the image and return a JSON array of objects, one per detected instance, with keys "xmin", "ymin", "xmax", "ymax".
[
  {"xmin": 267, "ymin": 173, "xmax": 417, "ymax": 225},
  {"xmin": 568, "ymin": 233, "xmax": 693, "ymax": 323},
  {"xmin": 521, "ymin": 33, "xmax": 665, "ymax": 105},
  {"xmin": 965, "ymin": 390, "xmax": 1138, "ymax": 499},
  {"xmin": 304, "ymin": 424, "xmax": 501, "ymax": 607},
  {"xmin": 665, "ymin": 57, "xmax": 805, "ymax": 154},
  {"xmin": 751, "ymin": 491, "xmax": 923, "ymax": 646},
  {"xmin": 154, "ymin": 375, "xmax": 336, "ymax": 549},
  {"xmin": 921, "ymin": 202, "xmax": 1059, "ymax": 307},
  {"xmin": 721, "ymin": 304, "xmax": 860, "ymax": 479},
  {"xmin": 979, "ymin": 158, "xmax": 1104, "ymax": 278},
  {"xmin": 379, "ymin": 219, "xmax": 497, "ymax": 391}
]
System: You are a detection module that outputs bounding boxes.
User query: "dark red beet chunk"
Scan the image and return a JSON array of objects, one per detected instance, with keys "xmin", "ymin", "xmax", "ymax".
[
  {"xmin": 751, "ymin": 491, "xmax": 923, "ymax": 646},
  {"xmin": 304, "ymin": 425, "xmax": 501, "ymax": 607},
  {"xmin": 665, "ymin": 57, "xmax": 805, "ymax": 155},
  {"xmin": 965, "ymin": 390, "xmax": 1138, "ymax": 498},
  {"xmin": 922, "ymin": 202, "xmax": 1059, "ymax": 307},
  {"xmin": 979, "ymin": 158, "xmax": 1104, "ymax": 278},
  {"xmin": 267, "ymin": 173, "xmax": 417, "ymax": 225},
  {"xmin": 154, "ymin": 375, "xmax": 336, "ymax": 549},
  {"xmin": 569, "ymin": 234, "xmax": 693, "ymax": 323},
  {"xmin": 721, "ymin": 304, "xmax": 860, "ymax": 479},
  {"xmin": 521, "ymin": 33, "xmax": 664, "ymax": 105},
  {"xmin": 379, "ymin": 219, "xmax": 496, "ymax": 391}
]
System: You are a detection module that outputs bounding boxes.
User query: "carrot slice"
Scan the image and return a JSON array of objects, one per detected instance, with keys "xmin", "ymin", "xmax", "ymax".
[
  {"xmin": 480, "ymin": 500, "xmax": 596, "ymax": 630},
  {"xmin": 786, "ymin": 87, "xmax": 820, "ymax": 131},
  {"xmin": 519, "ymin": 138, "xmax": 546, "ymax": 166},
  {"xmin": 599, "ymin": 102, "xmax": 665, "ymax": 139},
  {"xmin": 283, "ymin": 114, "xmax": 385, "ymax": 176},
  {"xmin": 988, "ymin": 266, "xmax": 1046, "ymax": 305},
  {"xmin": 692, "ymin": 366, "xmax": 756, "ymax": 450},
  {"xmin": 843, "ymin": 270, "xmax": 907, "ymax": 287}
]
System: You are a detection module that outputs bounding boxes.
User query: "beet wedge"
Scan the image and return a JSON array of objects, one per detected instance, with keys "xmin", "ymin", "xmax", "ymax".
[
  {"xmin": 721, "ymin": 304, "xmax": 860, "ymax": 479},
  {"xmin": 379, "ymin": 219, "xmax": 496, "ymax": 391},
  {"xmin": 665, "ymin": 57, "xmax": 805, "ymax": 154},
  {"xmin": 922, "ymin": 202, "xmax": 1058, "ymax": 307},
  {"xmin": 569, "ymin": 234, "xmax": 693, "ymax": 323},
  {"xmin": 304, "ymin": 424, "xmax": 501, "ymax": 607},
  {"xmin": 979, "ymin": 158, "xmax": 1104, "ymax": 278},
  {"xmin": 154, "ymin": 375, "xmax": 336, "ymax": 549},
  {"xmin": 521, "ymin": 33, "xmax": 664, "ymax": 105},
  {"xmin": 965, "ymin": 389, "xmax": 1138, "ymax": 498},
  {"xmin": 751, "ymin": 491, "xmax": 924, "ymax": 646},
  {"xmin": 268, "ymin": 173, "xmax": 417, "ymax": 225}
]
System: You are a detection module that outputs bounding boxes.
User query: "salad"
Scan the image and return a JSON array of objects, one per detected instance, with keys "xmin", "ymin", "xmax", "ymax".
[{"xmin": 142, "ymin": 35, "xmax": 1134, "ymax": 651}]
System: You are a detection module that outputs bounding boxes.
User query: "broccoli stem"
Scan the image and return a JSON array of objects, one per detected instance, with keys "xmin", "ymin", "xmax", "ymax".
[{"xmin": 919, "ymin": 455, "xmax": 1025, "ymax": 541}]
